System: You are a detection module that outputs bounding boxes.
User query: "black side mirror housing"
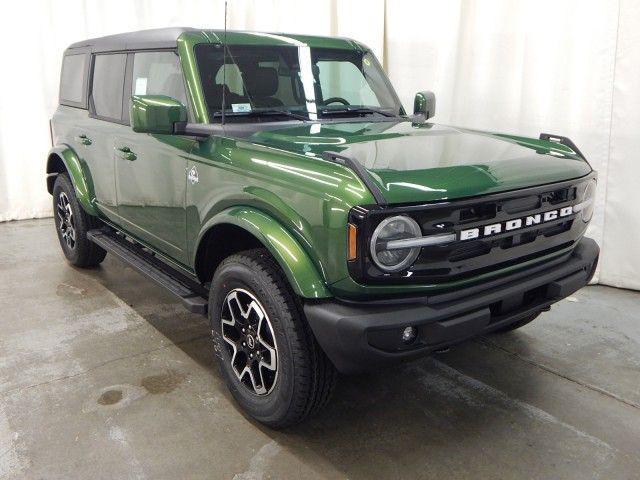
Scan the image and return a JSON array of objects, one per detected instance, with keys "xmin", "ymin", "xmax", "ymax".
[{"xmin": 413, "ymin": 91, "xmax": 436, "ymax": 120}]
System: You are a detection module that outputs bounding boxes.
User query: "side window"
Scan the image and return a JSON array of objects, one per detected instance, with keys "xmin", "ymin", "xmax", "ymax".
[
  {"xmin": 59, "ymin": 53, "xmax": 87, "ymax": 106},
  {"xmin": 132, "ymin": 51, "xmax": 188, "ymax": 107},
  {"xmin": 317, "ymin": 61, "xmax": 379, "ymax": 106},
  {"xmin": 91, "ymin": 54, "xmax": 127, "ymax": 121}
]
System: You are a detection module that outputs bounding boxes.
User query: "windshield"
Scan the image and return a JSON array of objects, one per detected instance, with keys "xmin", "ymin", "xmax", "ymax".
[{"xmin": 194, "ymin": 43, "xmax": 405, "ymax": 122}]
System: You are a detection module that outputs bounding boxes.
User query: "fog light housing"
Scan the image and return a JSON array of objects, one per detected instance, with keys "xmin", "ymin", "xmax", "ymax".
[{"xmin": 401, "ymin": 326, "xmax": 418, "ymax": 344}]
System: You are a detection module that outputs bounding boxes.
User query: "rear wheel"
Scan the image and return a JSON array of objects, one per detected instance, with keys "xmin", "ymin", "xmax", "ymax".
[
  {"xmin": 52, "ymin": 174, "xmax": 106, "ymax": 268},
  {"xmin": 492, "ymin": 311, "xmax": 542, "ymax": 333},
  {"xmin": 209, "ymin": 248, "xmax": 337, "ymax": 428}
]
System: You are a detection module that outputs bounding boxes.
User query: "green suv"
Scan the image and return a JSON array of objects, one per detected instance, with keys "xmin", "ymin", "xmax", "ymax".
[{"xmin": 48, "ymin": 27, "xmax": 599, "ymax": 427}]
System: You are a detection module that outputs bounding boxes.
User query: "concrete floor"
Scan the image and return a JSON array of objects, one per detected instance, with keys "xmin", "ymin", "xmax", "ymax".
[{"xmin": 1, "ymin": 219, "xmax": 639, "ymax": 480}]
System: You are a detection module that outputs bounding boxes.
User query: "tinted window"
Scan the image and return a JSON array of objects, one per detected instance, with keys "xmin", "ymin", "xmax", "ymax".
[
  {"xmin": 60, "ymin": 54, "xmax": 87, "ymax": 105},
  {"xmin": 92, "ymin": 54, "xmax": 127, "ymax": 120},
  {"xmin": 132, "ymin": 52, "xmax": 188, "ymax": 106}
]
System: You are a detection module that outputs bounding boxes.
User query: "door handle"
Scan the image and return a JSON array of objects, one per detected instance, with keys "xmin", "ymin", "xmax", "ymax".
[
  {"xmin": 75, "ymin": 134, "xmax": 92, "ymax": 146},
  {"xmin": 115, "ymin": 146, "xmax": 137, "ymax": 161}
]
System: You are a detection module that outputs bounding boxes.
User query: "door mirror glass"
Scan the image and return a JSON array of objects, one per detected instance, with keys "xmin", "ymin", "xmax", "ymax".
[
  {"xmin": 130, "ymin": 95, "xmax": 187, "ymax": 134},
  {"xmin": 413, "ymin": 91, "xmax": 436, "ymax": 120}
]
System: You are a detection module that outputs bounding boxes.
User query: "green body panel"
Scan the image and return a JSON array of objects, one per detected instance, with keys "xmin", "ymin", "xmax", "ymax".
[
  {"xmin": 414, "ymin": 92, "xmax": 429, "ymax": 114},
  {"xmin": 47, "ymin": 144, "xmax": 98, "ymax": 216},
  {"xmin": 196, "ymin": 206, "xmax": 331, "ymax": 298},
  {"xmin": 130, "ymin": 95, "xmax": 187, "ymax": 134},
  {"xmin": 112, "ymin": 128, "xmax": 197, "ymax": 264},
  {"xmin": 49, "ymin": 29, "xmax": 595, "ymax": 300},
  {"xmin": 248, "ymin": 121, "xmax": 593, "ymax": 205},
  {"xmin": 177, "ymin": 32, "xmax": 212, "ymax": 123},
  {"xmin": 187, "ymin": 135, "xmax": 375, "ymax": 293}
]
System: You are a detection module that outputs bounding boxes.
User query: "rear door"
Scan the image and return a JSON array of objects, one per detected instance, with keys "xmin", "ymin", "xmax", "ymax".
[
  {"xmin": 83, "ymin": 52, "xmax": 129, "ymax": 223},
  {"xmin": 113, "ymin": 51, "xmax": 196, "ymax": 265}
]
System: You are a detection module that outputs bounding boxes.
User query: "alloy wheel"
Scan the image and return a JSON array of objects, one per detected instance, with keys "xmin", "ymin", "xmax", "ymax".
[
  {"xmin": 221, "ymin": 288, "xmax": 278, "ymax": 395},
  {"xmin": 57, "ymin": 192, "xmax": 76, "ymax": 250}
]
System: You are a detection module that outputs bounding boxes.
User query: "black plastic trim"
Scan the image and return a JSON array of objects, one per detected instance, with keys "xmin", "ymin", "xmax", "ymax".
[
  {"xmin": 304, "ymin": 237, "xmax": 599, "ymax": 374},
  {"xmin": 347, "ymin": 172, "xmax": 597, "ymax": 284},
  {"xmin": 321, "ymin": 150, "xmax": 387, "ymax": 205},
  {"xmin": 87, "ymin": 228, "xmax": 208, "ymax": 314},
  {"xmin": 540, "ymin": 133, "xmax": 586, "ymax": 160}
]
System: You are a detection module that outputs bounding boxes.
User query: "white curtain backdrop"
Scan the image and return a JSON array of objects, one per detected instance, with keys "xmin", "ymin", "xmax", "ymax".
[{"xmin": 0, "ymin": 0, "xmax": 637, "ymax": 289}]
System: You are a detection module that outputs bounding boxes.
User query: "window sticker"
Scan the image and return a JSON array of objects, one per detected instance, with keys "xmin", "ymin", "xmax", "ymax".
[
  {"xmin": 232, "ymin": 103, "xmax": 252, "ymax": 113},
  {"xmin": 134, "ymin": 77, "xmax": 148, "ymax": 95}
]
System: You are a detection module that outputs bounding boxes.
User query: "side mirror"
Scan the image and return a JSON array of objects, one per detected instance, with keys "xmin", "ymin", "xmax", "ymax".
[
  {"xmin": 130, "ymin": 95, "xmax": 187, "ymax": 134},
  {"xmin": 413, "ymin": 91, "xmax": 436, "ymax": 120}
]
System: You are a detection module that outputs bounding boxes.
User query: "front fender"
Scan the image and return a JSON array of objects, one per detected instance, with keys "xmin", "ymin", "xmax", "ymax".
[
  {"xmin": 47, "ymin": 144, "xmax": 98, "ymax": 216},
  {"xmin": 196, "ymin": 206, "xmax": 331, "ymax": 299}
]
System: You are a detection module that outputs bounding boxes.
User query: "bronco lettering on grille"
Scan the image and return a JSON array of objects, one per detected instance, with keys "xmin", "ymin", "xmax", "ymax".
[{"xmin": 459, "ymin": 206, "xmax": 574, "ymax": 241}]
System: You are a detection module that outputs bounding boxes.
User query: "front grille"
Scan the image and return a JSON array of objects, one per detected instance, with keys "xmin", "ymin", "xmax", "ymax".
[{"xmin": 348, "ymin": 175, "xmax": 594, "ymax": 285}]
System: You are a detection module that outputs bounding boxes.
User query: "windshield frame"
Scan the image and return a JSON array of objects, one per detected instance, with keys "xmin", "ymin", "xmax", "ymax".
[{"xmin": 193, "ymin": 42, "xmax": 406, "ymax": 123}]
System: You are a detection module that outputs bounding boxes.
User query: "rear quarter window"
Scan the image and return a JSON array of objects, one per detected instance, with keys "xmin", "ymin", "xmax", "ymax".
[{"xmin": 59, "ymin": 53, "xmax": 88, "ymax": 106}]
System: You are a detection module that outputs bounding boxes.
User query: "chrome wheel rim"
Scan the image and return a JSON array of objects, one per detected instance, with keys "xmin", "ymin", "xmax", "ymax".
[
  {"xmin": 57, "ymin": 192, "xmax": 76, "ymax": 250},
  {"xmin": 221, "ymin": 288, "xmax": 278, "ymax": 395}
]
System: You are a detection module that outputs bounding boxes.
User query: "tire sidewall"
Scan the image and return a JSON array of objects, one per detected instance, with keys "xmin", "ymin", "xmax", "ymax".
[
  {"xmin": 210, "ymin": 259, "xmax": 298, "ymax": 424},
  {"xmin": 52, "ymin": 175, "xmax": 82, "ymax": 264}
]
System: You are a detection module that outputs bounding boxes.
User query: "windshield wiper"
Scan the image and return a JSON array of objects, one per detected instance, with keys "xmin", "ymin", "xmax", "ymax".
[
  {"xmin": 319, "ymin": 106, "xmax": 399, "ymax": 118},
  {"xmin": 255, "ymin": 109, "xmax": 310, "ymax": 121},
  {"xmin": 213, "ymin": 109, "xmax": 309, "ymax": 121}
]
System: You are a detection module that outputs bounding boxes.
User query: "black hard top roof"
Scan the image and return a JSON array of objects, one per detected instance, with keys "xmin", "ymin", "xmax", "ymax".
[
  {"xmin": 66, "ymin": 27, "xmax": 201, "ymax": 53},
  {"xmin": 64, "ymin": 27, "xmax": 363, "ymax": 54}
]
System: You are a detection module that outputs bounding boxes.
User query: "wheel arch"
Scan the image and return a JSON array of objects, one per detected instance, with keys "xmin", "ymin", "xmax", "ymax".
[
  {"xmin": 46, "ymin": 145, "xmax": 98, "ymax": 216},
  {"xmin": 194, "ymin": 207, "xmax": 331, "ymax": 299}
]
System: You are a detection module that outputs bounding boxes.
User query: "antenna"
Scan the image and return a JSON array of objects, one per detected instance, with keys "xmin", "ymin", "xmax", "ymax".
[{"xmin": 221, "ymin": 0, "xmax": 228, "ymax": 125}]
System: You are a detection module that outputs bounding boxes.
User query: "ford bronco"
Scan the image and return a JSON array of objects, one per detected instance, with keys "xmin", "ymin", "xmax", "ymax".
[{"xmin": 48, "ymin": 28, "xmax": 598, "ymax": 427}]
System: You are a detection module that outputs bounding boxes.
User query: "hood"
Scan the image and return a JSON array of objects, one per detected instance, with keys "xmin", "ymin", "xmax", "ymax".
[{"xmin": 247, "ymin": 120, "xmax": 592, "ymax": 204}]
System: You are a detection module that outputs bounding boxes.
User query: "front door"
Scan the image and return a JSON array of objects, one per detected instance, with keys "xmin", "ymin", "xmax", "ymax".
[{"xmin": 114, "ymin": 51, "xmax": 196, "ymax": 265}]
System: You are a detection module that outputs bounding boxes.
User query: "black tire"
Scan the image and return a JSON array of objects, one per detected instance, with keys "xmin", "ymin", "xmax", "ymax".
[
  {"xmin": 52, "ymin": 173, "xmax": 106, "ymax": 268},
  {"xmin": 492, "ymin": 311, "xmax": 542, "ymax": 333},
  {"xmin": 209, "ymin": 248, "xmax": 337, "ymax": 428}
]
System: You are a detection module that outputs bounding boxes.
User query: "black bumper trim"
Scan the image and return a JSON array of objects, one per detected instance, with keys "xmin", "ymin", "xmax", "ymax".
[{"xmin": 304, "ymin": 237, "xmax": 599, "ymax": 374}]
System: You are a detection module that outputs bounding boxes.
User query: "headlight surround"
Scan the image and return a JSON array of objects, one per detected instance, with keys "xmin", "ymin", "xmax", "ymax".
[
  {"xmin": 369, "ymin": 215, "xmax": 422, "ymax": 272},
  {"xmin": 580, "ymin": 179, "xmax": 597, "ymax": 223}
]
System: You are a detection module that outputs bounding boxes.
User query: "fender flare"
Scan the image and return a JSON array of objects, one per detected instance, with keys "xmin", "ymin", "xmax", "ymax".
[
  {"xmin": 46, "ymin": 145, "xmax": 98, "ymax": 216},
  {"xmin": 195, "ymin": 206, "xmax": 331, "ymax": 299}
]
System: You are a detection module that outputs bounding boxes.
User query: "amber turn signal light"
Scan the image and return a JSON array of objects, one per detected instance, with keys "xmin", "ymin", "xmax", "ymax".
[{"xmin": 348, "ymin": 223, "xmax": 358, "ymax": 261}]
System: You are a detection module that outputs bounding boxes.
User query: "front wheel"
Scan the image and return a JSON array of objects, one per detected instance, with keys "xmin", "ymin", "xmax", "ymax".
[{"xmin": 209, "ymin": 249, "xmax": 337, "ymax": 428}]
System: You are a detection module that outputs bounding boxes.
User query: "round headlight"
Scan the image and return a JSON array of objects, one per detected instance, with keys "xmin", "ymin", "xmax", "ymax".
[
  {"xmin": 370, "ymin": 215, "xmax": 422, "ymax": 272},
  {"xmin": 581, "ymin": 180, "xmax": 596, "ymax": 223}
]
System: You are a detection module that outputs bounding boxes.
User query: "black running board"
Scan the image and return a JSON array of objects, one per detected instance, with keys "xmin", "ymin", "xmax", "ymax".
[{"xmin": 87, "ymin": 228, "xmax": 208, "ymax": 315}]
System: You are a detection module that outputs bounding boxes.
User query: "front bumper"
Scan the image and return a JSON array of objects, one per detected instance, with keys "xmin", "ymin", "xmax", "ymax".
[{"xmin": 304, "ymin": 237, "xmax": 599, "ymax": 374}]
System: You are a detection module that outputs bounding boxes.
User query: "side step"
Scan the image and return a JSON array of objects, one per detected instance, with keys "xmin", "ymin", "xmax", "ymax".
[{"xmin": 87, "ymin": 228, "xmax": 208, "ymax": 315}]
